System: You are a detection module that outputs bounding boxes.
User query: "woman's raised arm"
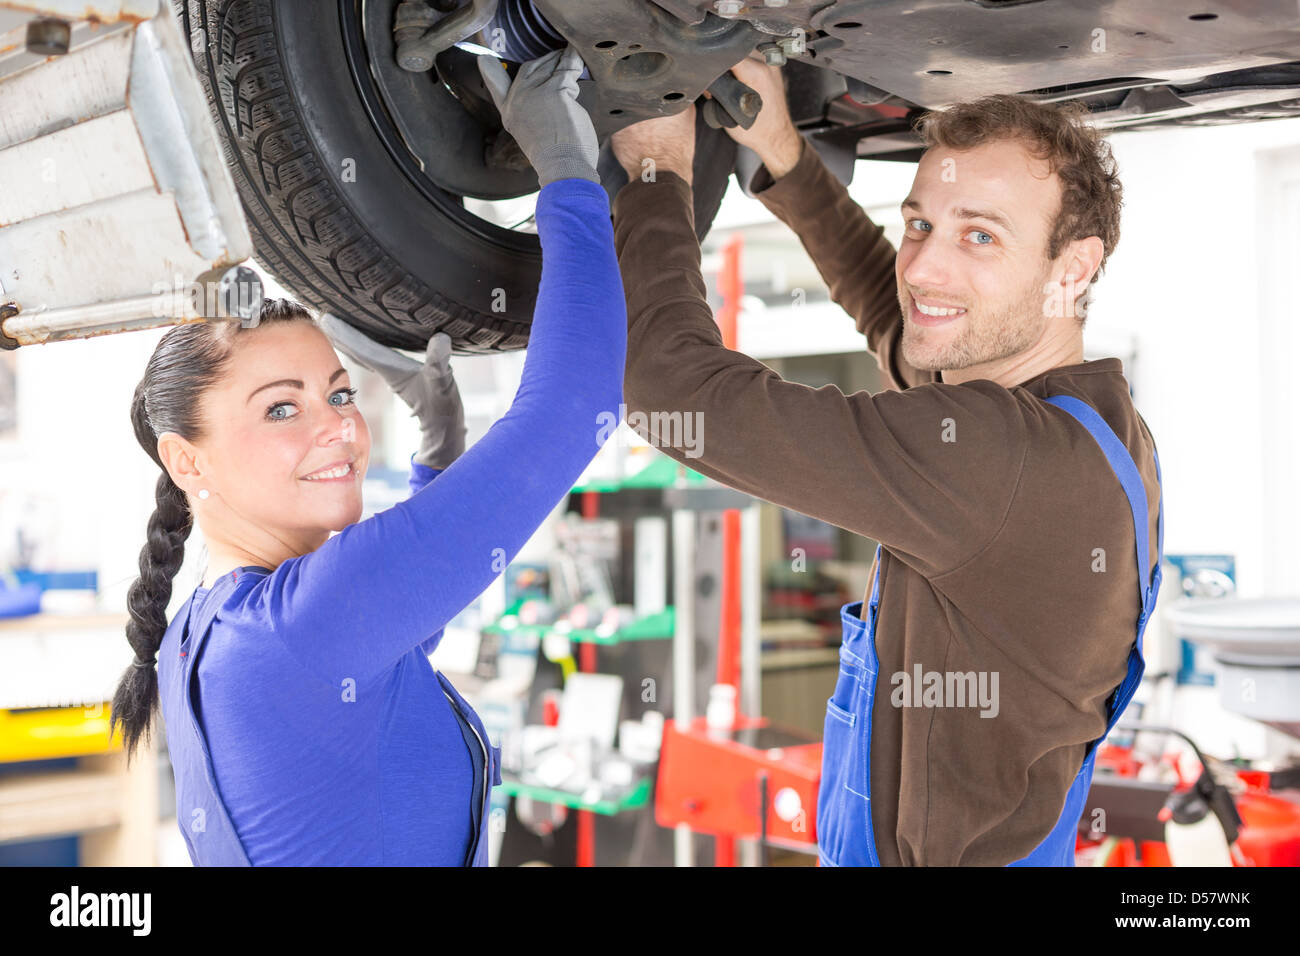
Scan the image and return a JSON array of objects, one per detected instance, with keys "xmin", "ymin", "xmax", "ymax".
[
  {"xmin": 247, "ymin": 177, "xmax": 623, "ymax": 685},
  {"xmin": 242, "ymin": 48, "xmax": 625, "ymax": 684}
]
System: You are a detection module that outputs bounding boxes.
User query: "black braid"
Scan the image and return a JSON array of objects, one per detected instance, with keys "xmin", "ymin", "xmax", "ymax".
[
  {"xmin": 110, "ymin": 471, "xmax": 192, "ymax": 760},
  {"xmin": 110, "ymin": 299, "xmax": 317, "ymax": 764}
]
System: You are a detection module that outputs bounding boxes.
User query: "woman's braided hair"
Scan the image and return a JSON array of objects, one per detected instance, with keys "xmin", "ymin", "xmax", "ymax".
[{"xmin": 111, "ymin": 299, "xmax": 316, "ymax": 763}]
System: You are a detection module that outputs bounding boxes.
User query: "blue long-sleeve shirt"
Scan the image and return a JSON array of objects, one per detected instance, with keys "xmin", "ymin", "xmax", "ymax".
[{"xmin": 160, "ymin": 178, "xmax": 625, "ymax": 865}]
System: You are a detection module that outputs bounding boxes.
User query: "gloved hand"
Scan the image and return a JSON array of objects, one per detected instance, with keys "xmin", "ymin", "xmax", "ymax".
[
  {"xmin": 476, "ymin": 45, "xmax": 600, "ymax": 187},
  {"xmin": 319, "ymin": 315, "xmax": 466, "ymax": 471}
]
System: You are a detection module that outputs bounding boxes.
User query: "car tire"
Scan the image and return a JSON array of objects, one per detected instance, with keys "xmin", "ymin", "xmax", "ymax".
[{"xmin": 176, "ymin": 0, "xmax": 736, "ymax": 353}]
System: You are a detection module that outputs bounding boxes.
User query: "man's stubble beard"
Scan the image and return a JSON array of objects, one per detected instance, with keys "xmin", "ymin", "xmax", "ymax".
[{"xmin": 899, "ymin": 265, "xmax": 1050, "ymax": 373}]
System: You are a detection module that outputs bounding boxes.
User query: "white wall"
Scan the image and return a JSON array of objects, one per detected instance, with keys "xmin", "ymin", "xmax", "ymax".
[
  {"xmin": 1098, "ymin": 117, "xmax": 1300, "ymax": 597},
  {"xmin": 2, "ymin": 324, "xmax": 171, "ymax": 614}
]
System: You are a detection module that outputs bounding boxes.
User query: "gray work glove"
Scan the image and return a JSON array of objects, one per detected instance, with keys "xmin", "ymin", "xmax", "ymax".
[
  {"xmin": 476, "ymin": 45, "xmax": 600, "ymax": 187},
  {"xmin": 319, "ymin": 315, "xmax": 466, "ymax": 471}
]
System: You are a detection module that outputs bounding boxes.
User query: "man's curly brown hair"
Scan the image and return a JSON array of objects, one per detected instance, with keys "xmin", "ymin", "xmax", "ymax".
[{"xmin": 915, "ymin": 94, "xmax": 1123, "ymax": 281}]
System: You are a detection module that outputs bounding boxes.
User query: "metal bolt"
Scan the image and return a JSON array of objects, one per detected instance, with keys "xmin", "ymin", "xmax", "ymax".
[
  {"xmin": 764, "ymin": 0, "xmax": 789, "ymax": 6},
  {"xmin": 714, "ymin": 0, "xmax": 744, "ymax": 17},
  {"xmin": 26, "ymin": 18, "xmax": 71, "ymax": 56},
  {"xmin": 398, "ymin": 51, "xmax": 435, "ymax": 72},
  {"xmin": 195, "ymin": 265, "xmax": 265, "ymax": 325},
  {"xmin": 777, "ymin": 33, "xmax": 806, "ymax": 56},
  {"xmin": 760, "ymin": 43, "xmax": 786, "ymax": 66}
]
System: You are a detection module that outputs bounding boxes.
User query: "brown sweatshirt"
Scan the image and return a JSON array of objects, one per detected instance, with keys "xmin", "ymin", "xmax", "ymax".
[{"xmin": 611, "ymin": 137, "xmax": 1162, "ymax": 866}]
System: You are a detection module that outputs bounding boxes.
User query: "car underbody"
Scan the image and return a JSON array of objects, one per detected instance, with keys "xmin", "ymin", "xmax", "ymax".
[
  {"xmin": 3, "ymin": 1, "xmax": 1298, "ymax": 352},
  {"xmin": 394, "ymin": 0, "xmax": 1300, "ymax": 197}
]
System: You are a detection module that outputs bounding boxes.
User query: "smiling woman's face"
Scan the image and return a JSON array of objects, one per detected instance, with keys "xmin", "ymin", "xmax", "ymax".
[{"xmin": 188, "ymin": 320, "xmax": 371, "ymax": 554}]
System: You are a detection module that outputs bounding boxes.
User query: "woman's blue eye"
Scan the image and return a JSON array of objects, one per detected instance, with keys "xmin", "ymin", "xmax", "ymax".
[{"xmin": 265, "ymin": 388, "xmax": 356, "ymax": 422}]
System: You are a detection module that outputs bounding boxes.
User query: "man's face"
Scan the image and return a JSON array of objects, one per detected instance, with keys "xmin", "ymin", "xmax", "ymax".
[
  {"xmin": 895, "ymin": 138, "xmax": 1063, "ymax": 374},
  {"xmin": 189, "ymin": 321, "xmax": 371, "ymax": 550}
]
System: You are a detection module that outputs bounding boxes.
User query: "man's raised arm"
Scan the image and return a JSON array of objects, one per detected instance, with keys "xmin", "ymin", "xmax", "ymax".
[
  {"xmin": 609, "ymin": 109, "xmax": 1023, "ymax": 578},
  {"xmin": 725, "ymin": 58, "xmax": 935, "ymax": 391}
]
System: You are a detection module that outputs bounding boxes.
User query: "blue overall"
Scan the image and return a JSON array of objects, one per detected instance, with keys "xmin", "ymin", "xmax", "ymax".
[
  {"xmin": 816, "ymin": 394, "xmax": 1164, "ymax": 866},
  {"xmin": 158, "ymin": 568, "xmax": 500, "ymax": 867}
]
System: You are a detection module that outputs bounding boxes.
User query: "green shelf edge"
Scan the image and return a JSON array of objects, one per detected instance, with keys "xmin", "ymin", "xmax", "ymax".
[
  {"xmin": 486, "ymin": 607, "xmax": 676, "ymax": 646},
  {"xmin": 571, "ymin": 453, "xmax": 709, "ymax": 493},
  {"xmin": 498, "ymin": 775, "xmax": 652, "ymax": 816},
  {"xmin": 569, "ymin": 606, "xmax": 675, "ymax": 644}
]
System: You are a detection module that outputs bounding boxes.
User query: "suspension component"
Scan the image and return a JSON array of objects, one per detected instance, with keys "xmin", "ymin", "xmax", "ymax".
[
  {"xmin": 700, "ymin": 71, "xmax": 762, "ymax": 130},
  {"xmin": 395, "ymin": 0, "xmax": 501, "ymax": 72}
]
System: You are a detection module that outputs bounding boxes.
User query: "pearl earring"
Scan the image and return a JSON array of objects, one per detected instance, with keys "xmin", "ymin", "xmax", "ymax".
[{"xmin": 198, "ymin": 489, "xmax": 210, "ymax": 500}]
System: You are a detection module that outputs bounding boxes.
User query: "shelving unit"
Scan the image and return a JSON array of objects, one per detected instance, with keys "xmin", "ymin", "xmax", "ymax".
[
  {"xmin": 0, "ymin": 609, "xmax": 157, "ymax": 865},
  {"xmin": 563, "ymin": 459, "xmax": 765, "ymax": 866},
  {"xmin": 0, "ymin": 746, "xmax": 158, "ymax": 865}
]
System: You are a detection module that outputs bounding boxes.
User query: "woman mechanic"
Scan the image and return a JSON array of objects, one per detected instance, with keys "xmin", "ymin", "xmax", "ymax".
[{"xmin": 108, "ymin": 47, "xmax": 624, "ymax": 865}]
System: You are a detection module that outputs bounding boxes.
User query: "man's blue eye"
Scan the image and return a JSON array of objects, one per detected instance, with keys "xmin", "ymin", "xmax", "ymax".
[
  {"xmin": 907, "ymin": 219, "xmax": 930, "ymax": 232},
  {"xmin": 969, "ymin": 230, "xmax": 993, "ymax": 244}
]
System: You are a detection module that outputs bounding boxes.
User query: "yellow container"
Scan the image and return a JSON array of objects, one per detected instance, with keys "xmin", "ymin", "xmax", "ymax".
[{"xmin": 0, "ymin": 704, "xmax": 121, "ymax": 762}]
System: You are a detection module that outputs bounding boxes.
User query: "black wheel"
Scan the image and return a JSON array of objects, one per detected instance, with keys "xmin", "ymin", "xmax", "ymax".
[{"xmin": 176, "ymin": 0, "xmax": 736, "ymax": 353}]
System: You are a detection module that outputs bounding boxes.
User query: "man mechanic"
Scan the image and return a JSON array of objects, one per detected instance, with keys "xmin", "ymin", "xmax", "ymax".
[{"xmin": 608, "ymin": 56, "xmax": 1164, "ymax": 866}]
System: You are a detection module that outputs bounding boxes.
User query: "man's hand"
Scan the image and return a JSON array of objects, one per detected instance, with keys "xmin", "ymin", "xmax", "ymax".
[
  {"xmin": 609, "ymin": 105, "xmax": 696, "ymax": 188},
  {"xmin": 715, "ymin": 55, "xmax": 803, "ymax": 180}
]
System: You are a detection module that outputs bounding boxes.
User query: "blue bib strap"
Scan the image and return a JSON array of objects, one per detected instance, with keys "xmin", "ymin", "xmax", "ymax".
[
  {"xmin": 189, "ymin": 573, "xmax": 240, "ymax": 641},
  {"xmin": 177, "ymin": 571, "xmax": 253, "ymax": 866},
  {"xmin": 869, "ymin": 542, "xmax": 882, "ymax": 606},
  {"xmin": 1152, "ymin": 446, "xmax": 1164, "ymax": 587},
  {"xmin": 1043, "ymin": 395, "xmax": 1162, "ymax": 650}
]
